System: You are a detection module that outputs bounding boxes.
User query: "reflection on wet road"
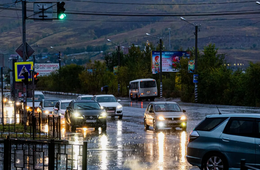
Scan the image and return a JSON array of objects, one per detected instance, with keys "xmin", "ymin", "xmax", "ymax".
[{"xmin": 44, "ymin": 94, "xmax": 260, "ymax": 170}]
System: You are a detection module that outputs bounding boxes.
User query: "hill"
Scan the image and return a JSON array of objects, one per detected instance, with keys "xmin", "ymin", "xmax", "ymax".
[{"xmin": 1, "ymin": 0, "xmax": 260, "ymax": 67}]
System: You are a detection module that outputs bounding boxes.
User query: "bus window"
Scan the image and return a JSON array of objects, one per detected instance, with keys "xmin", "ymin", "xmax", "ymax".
[{"xmin": 140, "ymin": 81, "xmax": 156, "ymax": 88}]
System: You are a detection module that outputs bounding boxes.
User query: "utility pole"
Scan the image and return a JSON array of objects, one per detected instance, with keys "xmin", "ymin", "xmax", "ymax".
[
  {"xmin": 22, "ymin": 0, "xmax": 27, "ymax": 128},
  {"xmin": 117, "ymin": 46, "xmax": 120, "ymax": 95},
  {"xmin": 159, "ymin": 39, "xmax": 163, "ymax": 98},
  {"xmin": 1, "ymin": 67, "xmax": 3, "ymax": 125},
  {"xmin": 194, "ymin": 25, "xmax": 198, "ymax": 103}
]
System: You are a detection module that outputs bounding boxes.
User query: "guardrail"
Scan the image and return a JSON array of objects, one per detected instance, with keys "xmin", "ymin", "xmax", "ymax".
[{"xmin": 240, "ymin": 159, "xmax": 260, "ymax": 170}]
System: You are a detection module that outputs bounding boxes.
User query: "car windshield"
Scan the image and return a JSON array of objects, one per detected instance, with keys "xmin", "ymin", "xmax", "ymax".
[
  {"xmin": 154, "ymin": 104, "xmax": 181, "ymax": 112},
  {"xmin": 96, "ymin": 96, "xmax": 116, "ymax": 102},
  {"xmin": 74, "ymin": 102, "xmax": 101, "ymax": 110},
  {"xmin": 81, "ymin": 97, "xmax": 92, "ymax": 100},
  {"xmin": 44, "ymin": 100, "xmax": 58, "ymax": 107},
  {"xmin": 27, "ymin": 94, "xmax": 44, "ymax": 102},
  {"xmin": 61, "ymin": 102, "xmax": 70, "ymax": 109}
]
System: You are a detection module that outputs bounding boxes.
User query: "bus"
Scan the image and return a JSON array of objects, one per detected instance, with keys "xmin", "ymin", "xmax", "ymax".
[{"xmin": 129, "ymin": 78, "xmax": 157, "ymax": 101}]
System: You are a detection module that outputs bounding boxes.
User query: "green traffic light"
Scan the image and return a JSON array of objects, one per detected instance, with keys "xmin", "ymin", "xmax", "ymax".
[{"xmin": 59, "ymin": 13, "xmax": 66, "ymax": 20}]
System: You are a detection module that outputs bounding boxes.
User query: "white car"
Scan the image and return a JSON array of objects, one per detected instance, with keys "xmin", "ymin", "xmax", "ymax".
[
  {"xmin": 53, "ymin": 99, "xmax": 72, "ymax": 116},
  {"xmin": 93, "ymin": 94, "xmax": 123, "ymax": 119}
]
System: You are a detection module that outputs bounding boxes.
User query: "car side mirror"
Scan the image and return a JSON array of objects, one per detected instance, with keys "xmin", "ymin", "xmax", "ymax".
[
  {"xmin": 183, "ymin": 109, "xmax": 186, "ymax": 113},
  {"xmin": 117, "ymin": 99, "xmax": 121, "ymax": 102}
]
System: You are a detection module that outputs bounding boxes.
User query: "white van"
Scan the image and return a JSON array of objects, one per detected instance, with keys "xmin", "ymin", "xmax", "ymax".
[{"xmin": 129, "ymin": 78, "xmax": 157, "ymax": 101}]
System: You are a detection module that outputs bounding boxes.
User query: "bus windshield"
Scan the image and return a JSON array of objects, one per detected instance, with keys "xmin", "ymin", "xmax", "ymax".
[{"xmin": 140, "ymin": 81, "xmax": 156, "ymax": 88}]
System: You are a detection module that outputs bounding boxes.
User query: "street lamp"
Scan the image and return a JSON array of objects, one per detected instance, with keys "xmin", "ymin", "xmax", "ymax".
[
  {"xmin": 180, "ymin": 17, "xmax": 199, "ymax": 102},
  {"xmin": 146, "ymin": 33, "xmax": 163, "ymax": 98},
  {"xmin": 256, "ymin": 1, "xmax": 260, "ymax": 5},
  {"xmin": 106, "ymin": 39, "xmax": 121, "ymax": 94},
  {"xmin": 50, "ymin": 46, "xmax": 61, "ymax": 69}
]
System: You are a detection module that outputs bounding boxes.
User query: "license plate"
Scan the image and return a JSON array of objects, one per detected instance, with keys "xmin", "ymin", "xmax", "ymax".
[
  {"xmin": 147, "ymin": 91, "xmax": 150, "ymax": 94},
  {"xmin": 86, "ymin": 120, "xmax": 96, "ymax": 123},
  {"xmin": 107, "ymin": 110, "xmax": 115, "ymax": 112},
  {"xmin": 168, "ymin": 120, "xmax": 177, "ymax": 123}
]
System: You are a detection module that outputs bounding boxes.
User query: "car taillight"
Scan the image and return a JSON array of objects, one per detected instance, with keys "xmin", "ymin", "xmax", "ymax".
[{"xmin": 188, "ymin": 130, "xmax": 200, "ymax": 143}]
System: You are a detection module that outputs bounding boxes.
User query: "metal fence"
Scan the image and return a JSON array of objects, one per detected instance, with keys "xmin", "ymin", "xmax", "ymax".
[
  {"xmin": 1, "ymin": 137, "xmax": 87, "ymax": 170},
  {"xmin": 0, "ymin": 114, "xmax": 62, "ymax": 140}
]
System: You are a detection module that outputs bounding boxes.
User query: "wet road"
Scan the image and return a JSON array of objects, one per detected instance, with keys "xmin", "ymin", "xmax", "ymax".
[{"xmin": 45, "ymin": 94, "xmax": 260, "ymax": 170}]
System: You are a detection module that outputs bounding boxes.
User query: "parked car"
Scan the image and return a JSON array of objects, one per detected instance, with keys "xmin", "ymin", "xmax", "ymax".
[
  {"xmin": 93, "ymin": 94, "xmax": 123, "ymax": 119},
  {"xmin": 76, "ymin": 95, "xmax": 94, "ymax": 100},
  {"xmin": 65, "ymin": 100, "xmax": 107, "ymax": 132},
  {"xmin": 38, "ymin": 98, "xmax": 59, "ymax": 121},
  {"xmin": 186, "ymin": 113, "xmax": 260, "ymax": 170},
  {"xmin": 144, "ymin": 102, "xmax": 187, "ymax": 131}
]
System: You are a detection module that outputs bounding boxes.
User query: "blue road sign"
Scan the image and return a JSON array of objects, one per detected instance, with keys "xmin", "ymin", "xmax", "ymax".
[
  {"xmin": 193, "ymin": 74, "xmax": 198, "ymax": 83},
  {"xmin": 15, "ymin": 62, "xmax": 33, "ymax": 82}
]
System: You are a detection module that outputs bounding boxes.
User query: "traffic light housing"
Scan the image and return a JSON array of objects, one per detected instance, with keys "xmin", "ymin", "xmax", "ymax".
[
  {"xmin": 34, "ymin": 71, "xmax": 39, "ymax": 84},
  {"xmin": 57, "ymin": 2, "xmax": 66, "ymax": 19},
  {"xmin": 22, "ymin": 72, "xmax": 29, "ymax": 85}
]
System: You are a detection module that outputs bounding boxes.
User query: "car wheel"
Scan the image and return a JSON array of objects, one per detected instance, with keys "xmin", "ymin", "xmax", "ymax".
[
  {"xmin": 153, "ymin": 119, "xmax": 158, "ymax": 131},
  {"xmin": 202, "ymin": 153, "xmax": 228, "ymax": 170},
  {"xmin": 144, "ymin": 118, "xmax": 149, "ymax": 130},
  {"xmin": 118, "ymin": 115, "xmax": 123, "ymax": 120}
]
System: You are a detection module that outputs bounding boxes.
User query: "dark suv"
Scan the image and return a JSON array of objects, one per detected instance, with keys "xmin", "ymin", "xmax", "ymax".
[
  {"xmin": 186, "ymin": 114, "xmax": 260, "ymax": 170},
  {"xmin": 65, "ymin": 100, "xmax": 107, "ymax": 132}
]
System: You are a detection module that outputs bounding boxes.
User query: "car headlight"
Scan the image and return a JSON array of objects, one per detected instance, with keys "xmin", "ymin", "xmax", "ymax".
[
  {"xmin": 44, "ymin": 110, "xmax": 50, "ymax": 114},
  {"xmin": 99, "ymin": 112, "xmax": 107, "ymax": 119},
  {"xmin": 117, "ymin": 105, "xmax": 123, "ymax": 109},
  {"xmin": 26, "ymin": 106, "xmax": 30, "ymax": 110},
  {"xmin": 16, "ymin": 102, "xmax": 21, "ymax": 106},
  {"xmin": 100, "ymin": 106, "xmax": 104, "ymax": 109},
  {"xmin": 180, "ymin": 115, "xmax": 186, "ymax": 120},
  {"xmin": 158, "ymin": 116, "xmax": 165, "ymax": 121},
  {"xmin": 37, "ymin": 108, "xmax": 41, "ymax": 112},
  {"xmin": 73, "ymin": 112, "xmax": 80, "ymax": 117}
]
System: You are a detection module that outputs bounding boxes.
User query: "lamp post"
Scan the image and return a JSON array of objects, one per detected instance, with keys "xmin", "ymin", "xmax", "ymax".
[
  {"xmin": 180, "ymin": 17, "xmax": 199, "ymax": 102},
  {"xmin": 146, "ymin": 33, "xmax": 163, "ymax": 98},
  {"xmin": 106, "ymin": 39, "xmax": 121, "ymax": 95},
  {"xmin": 168, "ymin": 28, "xmax": 171, "ymax": 50}
]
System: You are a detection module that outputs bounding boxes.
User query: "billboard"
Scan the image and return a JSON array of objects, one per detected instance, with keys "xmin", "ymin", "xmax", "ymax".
[
  {"xmin": 151, "ymin": 51, "xmax": 190, "ymax": 74},
  {"xmin": 35, "ymin": 63, "xmax": 59, "ymax": 76}
]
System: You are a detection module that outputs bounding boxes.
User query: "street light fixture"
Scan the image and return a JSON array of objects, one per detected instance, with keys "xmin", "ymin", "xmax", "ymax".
[
  {"xmin": 145, "ymin": 33, "xmax": 163, "ymax": 98},
  {"xmin": 180, "ymin": 17, "xmax": 199, "ymax": 102},
  {"xmin": 256, "ymin": 1, "xmax": 260, "ymax": 5}
]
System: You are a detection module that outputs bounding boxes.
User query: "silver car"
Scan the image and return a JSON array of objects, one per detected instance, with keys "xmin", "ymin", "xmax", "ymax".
[
  {"xmin": 186, "ymin": 114, "xmax": 260, "ymax": 170},
  {"xmin": 53, "ymin": 99, "xmax": 72, "ymax": 116},
  {"xmin": 144, "ymin": 102, "xmax": 187, "ymax": 131}
]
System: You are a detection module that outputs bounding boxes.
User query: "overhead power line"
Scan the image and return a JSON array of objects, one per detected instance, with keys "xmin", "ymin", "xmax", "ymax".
[{"xmin": 64, "ymin": 0, "xmax": 255, "ymax": 6}]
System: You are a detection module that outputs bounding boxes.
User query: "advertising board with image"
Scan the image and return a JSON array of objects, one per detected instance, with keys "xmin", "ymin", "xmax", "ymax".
[{"xmin": 151, "ymin": 51, "xmax": 190, "ymax": 74}]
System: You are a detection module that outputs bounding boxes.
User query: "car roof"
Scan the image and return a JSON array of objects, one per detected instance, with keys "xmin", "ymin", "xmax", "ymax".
[
  {"xmin": 35, "ymin": 91, "xmax": 44, "ymax": 94},
  {"xmin": 43, "ymin": 98, "xmax": 59, "ymax": 101},
  {"xmin": 94, "ymin": 94, "xmax": 115, "ymax": 97},
  {"xmin": 149, "ymin": 101, "xmax": 178, "ymax": 104},
  {"xmin": 206, "ymin": 113, "xmax": 260, "ymax": 118},
  {"xmin": 78, "ymin": 95, "xmax": 94, "ymax": 97},
  {"xmin": 74, "ymin": 100, "xmax": 97, "ymax": 103},
  {"xmin": 59, "ymin": 99, "xmax": 72, "ymax": 102}
]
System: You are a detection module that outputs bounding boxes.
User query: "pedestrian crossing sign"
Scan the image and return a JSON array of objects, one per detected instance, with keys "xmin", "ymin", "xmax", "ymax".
[{"xmin": 14, "ymin": 61, "xmax": 34, "ymax": 82}]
